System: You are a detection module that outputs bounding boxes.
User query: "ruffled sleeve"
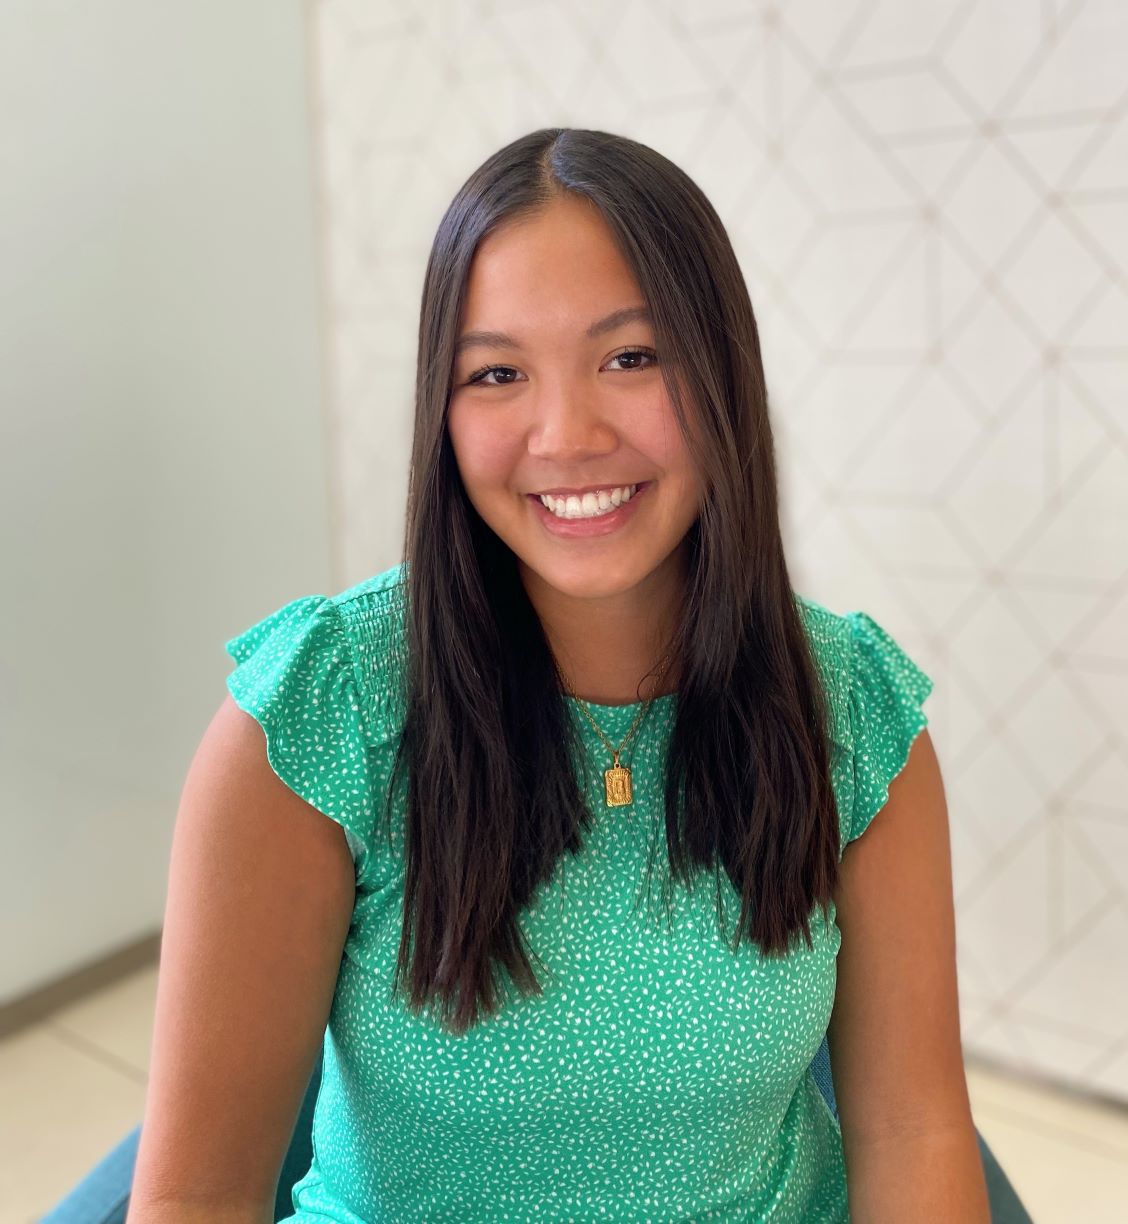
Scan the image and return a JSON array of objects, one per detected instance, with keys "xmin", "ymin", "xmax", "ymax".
[
  {"xmin": 844, "ymin": 610, "xmax": 934, "ymax": 846},
  {"xmin": 224, "ymin": 594, "xmax": 379, "ymax": 876}
]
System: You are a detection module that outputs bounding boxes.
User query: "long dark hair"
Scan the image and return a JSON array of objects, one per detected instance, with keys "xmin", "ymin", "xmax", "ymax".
[{"xmin": 382, "ymin": 127, "xmax": 840, "ymax": 1035}]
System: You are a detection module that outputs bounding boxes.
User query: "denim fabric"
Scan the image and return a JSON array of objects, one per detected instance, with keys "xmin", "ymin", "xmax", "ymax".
[
  {"xmin": 807, "ymin": 1034, "xmax": 1032, "ymax": 1224},
  {"xmin": 39, "ymin": 1049, "xmax": 322, "ymax": 1224},
  {"xmin": 38, "ymin": 1127, "xmax": 137, "ymax": 1224}
]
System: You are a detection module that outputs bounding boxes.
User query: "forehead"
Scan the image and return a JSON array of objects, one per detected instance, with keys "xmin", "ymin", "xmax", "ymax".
[{"xmin": 461, "ymin": 198, "xmax": 644, "ymax": 325}]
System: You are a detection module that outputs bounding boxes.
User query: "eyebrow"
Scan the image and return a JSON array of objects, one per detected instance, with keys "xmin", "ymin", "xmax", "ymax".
[{"xmin": 452, "ymin": 305, "xmax": 652, "ymax": 358}]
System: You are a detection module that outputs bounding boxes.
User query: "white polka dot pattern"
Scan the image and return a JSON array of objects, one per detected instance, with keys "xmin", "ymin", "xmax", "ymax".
[
  {"xmin": 224, "ymin": 593, "xmax": 379, "ymax": 874},
  {"xmin": 223, "ymin": 564, "xmax": 933, "ymax": 1222},
  {"xmin": 842, "ymin": 611, "xmax": 934, "ymax": 846}
]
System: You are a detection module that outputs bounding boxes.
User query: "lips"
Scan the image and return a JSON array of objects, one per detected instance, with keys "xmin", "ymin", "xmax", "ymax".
[
  {"xmin": 527, "ymin": 479, "xmax": 651, "ymax": 537},
  {"xmin": 530, "ymin": 477, "xmax": 645, "ymax": 496},
  {"xmin": 528, "ymin": 480, "xmax": 649, "ymax": 499},
  {"xmin": 533, "ymin": 481, "xmax": 645, "ymax": 498}
]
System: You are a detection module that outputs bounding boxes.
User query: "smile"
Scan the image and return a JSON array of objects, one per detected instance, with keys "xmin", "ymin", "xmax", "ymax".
[
  {"xmin": 537, "ymin": 484, "xmax": 638, "ymax": 519},
  {"xmin": 526, "ymin": 482, "xmax": 651, "ymax": 538}
]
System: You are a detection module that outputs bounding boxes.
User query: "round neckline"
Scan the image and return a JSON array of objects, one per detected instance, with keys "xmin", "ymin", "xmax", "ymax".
[
  {"xmin": 562, "ymin": 692, "xmax": 678, "ymax": 741},
  {"xmin": 563, "ymin": 691, "xmax": 678, "ymax": 715}
]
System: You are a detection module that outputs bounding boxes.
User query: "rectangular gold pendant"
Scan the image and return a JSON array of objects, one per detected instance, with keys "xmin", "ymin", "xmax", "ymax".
[{"xmin": 604, "ymin": 764, "xmax": 633, "ymax": 807}]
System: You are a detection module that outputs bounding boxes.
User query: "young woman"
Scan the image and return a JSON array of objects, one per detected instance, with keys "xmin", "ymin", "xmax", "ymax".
[{"xmin": 128, "ymin": 129, "xmax": 989, "ymax": 1221}]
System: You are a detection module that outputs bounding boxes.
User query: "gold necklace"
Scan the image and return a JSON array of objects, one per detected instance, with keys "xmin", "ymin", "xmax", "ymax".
[{"xmin": 555, "ymin": 651, "xmax": 674, "ymax": 808}]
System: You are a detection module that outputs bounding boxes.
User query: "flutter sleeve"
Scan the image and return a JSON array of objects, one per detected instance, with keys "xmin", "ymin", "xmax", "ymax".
[
  {"xmin": 223, "ymin": 593, "xmax": 379, "ymax": 875},
  {"xmin": 844, "ymin": 610, "xmax": 935, "ymax": 845}
]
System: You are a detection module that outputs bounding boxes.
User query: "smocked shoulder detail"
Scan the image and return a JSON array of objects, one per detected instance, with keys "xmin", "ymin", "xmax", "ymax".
[
  {"xmin": 333, "ymin": 560, "xmax": 410, "ymax": 747},
  {"xmin": 223, "ymin": 592, "xmax": 382, "ymax": 875},
  {"xmin": 794, "ymin": 592, "xmax": 852, "ymax": 753}
]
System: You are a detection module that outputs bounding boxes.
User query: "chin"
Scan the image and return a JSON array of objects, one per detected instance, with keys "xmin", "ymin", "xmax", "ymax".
[{"xmin": 520, "ymin": 555, "xmax": 647, "ymax": 601}]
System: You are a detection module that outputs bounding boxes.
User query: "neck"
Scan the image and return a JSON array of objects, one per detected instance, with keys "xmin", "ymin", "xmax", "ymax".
[{"xmin": 518, "ymin": 543, "xmax": 688, "ymax": 706}]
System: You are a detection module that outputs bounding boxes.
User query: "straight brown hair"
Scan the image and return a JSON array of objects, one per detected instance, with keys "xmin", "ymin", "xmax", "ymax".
[{"xmin": 382, "ymin": 127, "xmax": 840, "ymax": 1035}]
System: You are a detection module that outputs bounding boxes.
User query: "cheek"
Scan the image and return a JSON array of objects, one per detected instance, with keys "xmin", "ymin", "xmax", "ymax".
[
  {"xmin": 631, "ymin": 397, "xmax": 693, "ymax": 474},
  {"xmin": 447, "ymin": 405, "xmax": 522, "ymax": 491}
]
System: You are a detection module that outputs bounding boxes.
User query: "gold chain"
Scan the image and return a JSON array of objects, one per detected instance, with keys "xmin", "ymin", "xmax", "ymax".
[{"xmin": 554, "ymin": 650, "xmax": 674, "ymax": 807}]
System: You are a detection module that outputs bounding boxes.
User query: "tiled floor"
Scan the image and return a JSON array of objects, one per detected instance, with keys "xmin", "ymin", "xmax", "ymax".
[{"xmin": 2, "ymin": 963, "xmax": 1127, "ymax": 1222}]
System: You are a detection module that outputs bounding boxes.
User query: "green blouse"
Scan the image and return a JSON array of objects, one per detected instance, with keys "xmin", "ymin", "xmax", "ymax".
[{"xmin": 224, "ymin": 561, "xmax": 933, "ymax": 1222}]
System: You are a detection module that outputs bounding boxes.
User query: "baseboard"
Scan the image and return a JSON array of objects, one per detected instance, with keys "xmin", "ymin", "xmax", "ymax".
[{"xmin": 0, "ymin": 931, "xmax": 162, "ymax": 1040}]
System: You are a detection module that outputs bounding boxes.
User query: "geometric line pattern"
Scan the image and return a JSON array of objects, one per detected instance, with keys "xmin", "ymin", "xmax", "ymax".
[{"xmin": 309, "ymin": 0, "xmax": 1128, "ymax": 1106}]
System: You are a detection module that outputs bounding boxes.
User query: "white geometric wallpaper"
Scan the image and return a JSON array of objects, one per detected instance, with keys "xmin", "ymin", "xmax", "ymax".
[{"xmin": 307, "ymin": 0, "xmax": 1128, "ymax": 1106}]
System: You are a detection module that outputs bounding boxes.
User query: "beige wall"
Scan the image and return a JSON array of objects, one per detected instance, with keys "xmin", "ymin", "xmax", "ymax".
[{"xmin": 309, "ymin": 0, "xmax": 1128, "ymax": 1105}]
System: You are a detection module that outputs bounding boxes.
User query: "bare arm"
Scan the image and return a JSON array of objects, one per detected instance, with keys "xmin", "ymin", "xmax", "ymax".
[
  {"xmin": 126, "ymin": 695, "xmax": 357, "ymax": 1220},
  {"xmin": 827, "ymin": 729, "xmax": 990, "ymax": 1222}
]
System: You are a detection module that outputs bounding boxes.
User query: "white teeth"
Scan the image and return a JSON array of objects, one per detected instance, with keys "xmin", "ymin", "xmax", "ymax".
[{"xmin": 538, "ymin": 484, "xmax": 638, "ymax": 519}]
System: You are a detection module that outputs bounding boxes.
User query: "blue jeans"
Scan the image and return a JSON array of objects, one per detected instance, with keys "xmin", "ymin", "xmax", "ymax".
[
  {"xmin": 39, "ymin": 1047, "xmax": 322, "ymax": 1223},
  {"xmin": 39, "ymin": 1037, "xmax": 1031, "ymax": 1222}
]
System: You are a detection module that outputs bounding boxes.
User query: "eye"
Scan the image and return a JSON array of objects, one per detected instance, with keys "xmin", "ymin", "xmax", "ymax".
[
  {"xmin": 465, "ymin": 364, "xmax": 523, "ymax": 387},
  {"xmin": 461, "ymin": 347, "xmax": 659, "ymax": 387},
  {"xmin": 605, "ymin": 347, "xmax": 659, "ymax": 372}
]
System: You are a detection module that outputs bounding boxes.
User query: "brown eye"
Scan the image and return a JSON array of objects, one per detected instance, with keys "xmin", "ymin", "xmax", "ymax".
[
  {"xmin": 606, "ymin": 348, "xmax": 658, "ymax": 371},
  {"xmin": 467, "ymin": 365, "xmax": 521, "ymax": 386}
]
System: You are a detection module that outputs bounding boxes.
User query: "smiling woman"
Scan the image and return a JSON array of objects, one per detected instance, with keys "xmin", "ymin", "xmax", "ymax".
[
  {"xmin": 446, "ymin": 192, "xmax": 705, "ymax": 661},
  {"xmin": 121, "ymin": 126, "xmax": 992, "ymax": 1224}
]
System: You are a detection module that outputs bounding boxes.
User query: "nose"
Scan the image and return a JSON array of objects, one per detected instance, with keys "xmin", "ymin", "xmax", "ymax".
[{"xmin": 526, "ymin": 375, "xmax": 617, "ymax": 464}]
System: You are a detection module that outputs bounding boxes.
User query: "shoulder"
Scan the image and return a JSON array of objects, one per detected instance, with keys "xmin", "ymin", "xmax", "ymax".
[
  {"xmin": 793, "ymin": 592, "xmax": 931, "ymax": 735},
  {"xmin": 795, "ymin": 593, "xmax": 935, "ymax": 849},
  {"xmin": 224, "ymin": 560, "xmax": 410, "ymax": 755},
  {"xmin": 220, "ymin": 561, "xmax": 411, "ymax": 875},
  {"xmin": 332, "ymin": 558, "xmax": 408, "ymax": 611},
  {"xmin": 794, "ymin": 591, "xmax": 850, "ymax": 655},
  {"xmin": 330, "ymin": 560, "xmax": 410, "ymax": 749},
  {"xmin": 793, "ymin": 591, "xmax": 853, "ymax": 752}
]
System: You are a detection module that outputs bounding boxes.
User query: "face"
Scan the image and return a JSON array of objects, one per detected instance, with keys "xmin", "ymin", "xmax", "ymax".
[{"xmin": 446, "ymin": 194, "xmax": 705, "ymax": 611}]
